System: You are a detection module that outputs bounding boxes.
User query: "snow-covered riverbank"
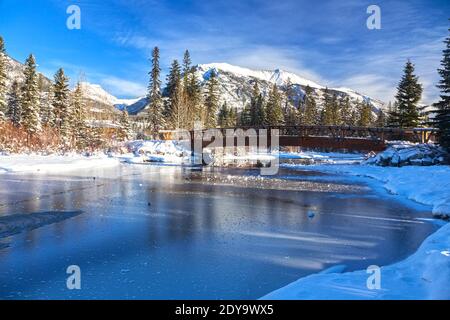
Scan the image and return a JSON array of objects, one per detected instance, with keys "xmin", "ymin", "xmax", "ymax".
[
  {"xmin": 263, "ymin": 160, "xmax": 450, "ymax": 300},
  {"xmin": 0, "ymin": 154, "xmax": 119, "ymax": 174},
  {"xmin": 262, "ymin": 221, "xmax": 450, "ymax": 299}
]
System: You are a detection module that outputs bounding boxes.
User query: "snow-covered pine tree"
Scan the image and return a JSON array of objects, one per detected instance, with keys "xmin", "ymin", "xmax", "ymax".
[
  {"xmin": 265, "ymin": 84, "xmax": 284, "ymax": 125},
  {"xmin": 433, "ymin": 24, "xmax": 450, "ymax": 150},
  {"xmin": 165, "ymin": 59, "xmax": 182, "ymax": 129},
  {"xmin": 0, "ymin": 36, "xmax": 7, "ymax": 121},
  {"xmin": 72, "ymin": 82, "xmax": 88, "ymax": 149},
  {"xmin": 52, "ymin": 68, "xmax": 72, "ymax": 142},
  {"xmin": 395, "ymin": 60, "xmax": 423, "ymax": 128},
  {"xmin": 21, "ymin": 54, "xmax": 41, "ymax": 135},
  {"xmin": 7, "ymin": 80, "xmax": 21, "ymax": 126},
  {"xmin": 147, "ymin": 46, "xmax": 164, "ymax": 134},
  {"xmin": 302, "ymin": 86, "xmax": 319, "ymax": 125},
  {"xmin": 204, "ymin": 69, "xmax": 220, "ymax": 128},
  {"xmin": 118, "ymin": 110, "xmax": 132, "ymax": 141}
]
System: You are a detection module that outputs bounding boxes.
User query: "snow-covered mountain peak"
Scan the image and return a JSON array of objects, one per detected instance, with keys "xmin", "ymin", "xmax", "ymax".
[
  {"xmin": 79, "ymin": 82, "xmax": 141, "ymax": 107},
  {"xmin": 197, "ymin": 63, "xmax": 324, "ymax": 89}
]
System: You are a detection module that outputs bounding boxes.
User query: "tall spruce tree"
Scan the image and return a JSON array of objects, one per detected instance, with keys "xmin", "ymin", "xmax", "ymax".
[
  {"xmin": 240, "ymin": 104, "xmax": 252, "ymax": 126},
  {"xmin": 339, "ymin": 96, "xmax": 352, "ymax": 126},
  {"xmin": 147, "ymin": 47, "xmax": 164, "ymax": 134},
  {"xmin": 118, "ymin": 110, "xmax": 132, "ymax": 141},
  {"xmin": 283, "ymin": 78, "xmax": 297, "ymax": 125},
  {"xmin": 358, "ymin": 101, "xmax": 374, "ymax": 127},
  {"xmin": 37, "ymin": 74, "xmax": 54, "ymax": 127},
  {"xmin": 375, "ymin": 109, "xmax": 386, "ymax": 127},
  {"xmin": 249, "ymin": 81, "xmax": 265, "ymax": 126},
  {"xmin": 302, "ymin": 86, "xmax": 319, "ymax": 125},
  {"xmin": 387, "ymin": 101, "xmax": 400, "ymax": 127},
  {"xmin": 265, "ymin": 84, "xmax": 284, "ymax": 125},
  {"xmin": 204, "ymin": 69, "xmax": 220, "ymax": 128},
  {"xmin": 165, "ymin": 59, "xmax": 182, "ymax": 128},
  {"xmin": 72, "ymin": 82, "xmax": 88, "ymax": 148},
  {"xmin": 53, "ymin": 68, "xmax": 71, "ymax": 139},
  {"xmin": 21, "ymin": 54, "xmax": 41, "ymax": 134},
  {"xmin": 321, "ymin": 89, "xmax": 339, "ymax": 125},
  {"xmin": 7, "ymin": 80, "xmax": 21, "ymax": 126},
  {"xmin": 0, "ymin": 36, "xmax": 7, "ymax": 121},
  {"xmin": 433, "ymin": 25, "xmax": 450, "ymax": 150},
  {"xmin": 395, "ymin": 60, "xmax": 423, "ymax": 128},
  {"xmin": 186, "ymin": 71, "xmax": 203, "ymax": 127}
]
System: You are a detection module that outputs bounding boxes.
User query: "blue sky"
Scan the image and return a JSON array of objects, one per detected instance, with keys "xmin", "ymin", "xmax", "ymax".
[{"xmin": 0, "ymin": 0, "xmax": 448, "ymax": 103}]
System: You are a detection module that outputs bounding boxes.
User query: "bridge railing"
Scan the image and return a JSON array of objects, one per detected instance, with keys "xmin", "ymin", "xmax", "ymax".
[{"xmin": 179, "ymin": 126, "xmax": 438, "ymax": 144}]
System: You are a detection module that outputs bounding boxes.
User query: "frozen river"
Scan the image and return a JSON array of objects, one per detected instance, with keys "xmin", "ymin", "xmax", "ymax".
[{"xmin": 0, "ymin": 164, "xmax": 438, "ymax": 299}]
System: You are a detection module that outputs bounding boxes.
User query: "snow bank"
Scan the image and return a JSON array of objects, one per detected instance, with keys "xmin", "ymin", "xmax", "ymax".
[
  {"xmin": 365, "ymin": 143, "xmax": 447, "ymax": 167},
  {"xmin": 283, "ymin": 163, "xmax": 450, "ymax": 219},
  {"xmin": 262, "ymin": 221, "xmax": 450, "ymax": 299},
  {"xmin": 279, "ymin": 151, "xmax": 364, "ymax": 165},
  {"xmin": 0, "ymin": 154, "xmax": 119, "ymax": 174},
  {"xmin": 124, "ymin": 140, "xmax": 189, "ymax": 164}
]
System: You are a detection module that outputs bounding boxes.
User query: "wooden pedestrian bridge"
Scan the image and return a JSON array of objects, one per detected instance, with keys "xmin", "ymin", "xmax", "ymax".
[{"xmin": 160, "ymin": 125, "xmax": 438, "ymax": 152}]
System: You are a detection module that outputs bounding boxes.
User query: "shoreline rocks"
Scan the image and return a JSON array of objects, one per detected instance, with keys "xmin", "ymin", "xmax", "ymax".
[{"xmin": 365, "ymin": 143, "xmax": 448, "ymax": 167}]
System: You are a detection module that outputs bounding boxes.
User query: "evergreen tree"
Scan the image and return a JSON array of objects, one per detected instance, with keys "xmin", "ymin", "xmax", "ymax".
[
  {"xmin": 147, "ymin": 46, "xmax": 164, "ymax": 134},
  {"xmin": 165, "ymin": 59, "xmax": 183, "ymax": 128},
  {"xmin": 21, "ymin": 54, "xmax": 41, "ymax": 134},
  {"xmin": 240, "ymin": 104, "xmax": 252, "ymax": 126},
  {"xmin": 321, "ymin": 89, "xmax": 338, "ymax": 125},
  {"xmin": 375, "ymin": 109, "xmax": 386, "ymax": 127},
  {"xmin": 37, "ymin": 74, "xmax": 54, "ymax": 127},
  {"xmin": 118, "ymin": 110, "xmax": 132, "ymax": 141},
  {"xmin": 249, "ymin": 81, "xmax": 266, "ymax": 126},
  {"xmin": 218, "ymin": 102, "xmax": 228, "ymax": 127},
  {"xmin": 339, "ymin": 96, "xmax": 352, "ymax": 126},
  {"xmin": 265, "ymin": 84, "xmax": 284, "ymax": 125},
  {"xmin": 182, "ymin": 50, "xmax": 192, "ymax": 80},
  {"xmin": 358, "ymin": 101, "xmax": 374, "ymax": 127},
  {"xmin": 72, "ymin": 82, "xmax": 88, "ymax": 148},
  {"xmin": 302, "ymin": 86, "xmax": 319, "ymax": 125},
  {"xmin": 53, "ymin": 68, "xmax": 71, "ymax": 139},
  {"xmin": 395, "ymin": 60, "xmax": 423, "ymax": 128},
  {"xmin": 186, "ymin": 71, "xmax": 203, "ymax": 127},
  {"xmin": 7, "ymin": 80, "xmax": 21, "ymax": 126},
  {"xmin": 204, "ymin": 69, "xmax": 220, "ymax": 128},
  {"xmin": 387, "ymin": 101, "xmax": 400, "ymax": 127},
  {"xmin": 283, "ymin": 78, "xmax": 297, "ymax": 125},
  {"xmin": 0, "ymin": 36, "xmax": 7, "ymax": 121},
  {"xmin": 433, "ymin": 25, "xmax": 450, "ymax": 150},
  {"xmin": 218, "ymin": 102, "xmax": 238, "ymax": 128}
]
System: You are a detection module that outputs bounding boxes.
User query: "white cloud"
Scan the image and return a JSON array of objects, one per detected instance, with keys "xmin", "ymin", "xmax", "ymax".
[{"xmin": 101, "ymin": 76, "xmax": 147, "ymax": 97}]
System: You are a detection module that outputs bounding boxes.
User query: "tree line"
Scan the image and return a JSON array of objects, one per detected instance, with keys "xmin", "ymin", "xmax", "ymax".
[{"xmin": 0, "ymin": 36, "xmax": 132, "ymax": 151}]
